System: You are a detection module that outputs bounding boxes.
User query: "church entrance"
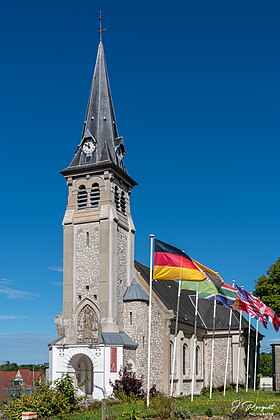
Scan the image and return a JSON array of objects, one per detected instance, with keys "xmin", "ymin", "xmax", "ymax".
[{"xmin": 68, "ymin": 354, "xmax": 93, "ymax": 395}]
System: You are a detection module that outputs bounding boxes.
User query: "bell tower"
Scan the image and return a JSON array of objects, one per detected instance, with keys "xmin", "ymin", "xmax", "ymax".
[{"xmin": 49, "ymin": 29, "xmax": 137, "ymax": 397}]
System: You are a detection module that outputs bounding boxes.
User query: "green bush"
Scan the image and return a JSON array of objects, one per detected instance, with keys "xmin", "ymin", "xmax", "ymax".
[
  {"xmin": 149, "ymin": 393, "xmax": 173, "ymax": 419},
  {"xmin": 110, "ymin": 367, "xmax": 143, "ymax": 402},
  {"xmin": 1, "ymin": 374, "xmax": 81, "ymax": 419}
]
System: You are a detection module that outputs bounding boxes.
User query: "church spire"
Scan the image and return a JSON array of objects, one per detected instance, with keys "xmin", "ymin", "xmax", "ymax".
[{"xmin": 64, "ymin": 18, "xmax": 127, "ymax": 173}]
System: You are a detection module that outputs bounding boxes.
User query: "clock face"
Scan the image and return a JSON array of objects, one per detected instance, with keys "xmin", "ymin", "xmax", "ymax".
[{"xmin": 83, "ymin": 141, "xmax": 95, "ymax": 155}]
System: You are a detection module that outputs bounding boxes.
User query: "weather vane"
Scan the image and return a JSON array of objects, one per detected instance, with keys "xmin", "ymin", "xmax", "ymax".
[{"xmin": 98, "ymin": 11, "xmax": 107, "ymax": 42}]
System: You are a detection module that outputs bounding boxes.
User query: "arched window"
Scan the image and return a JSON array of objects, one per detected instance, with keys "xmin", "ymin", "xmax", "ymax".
[
  {"xmin": 183, "ymin": 344, "xmax": 188, "ymax": 376},
  {"xmin": 121, "ymin": 191, "xmax": 126, "ymax": 214},
  {"xmin": 90, "ymin": 183, "xmax": 100, "ymax": 208},
  {"xmin": 77, "ymin": 185, "xmax": 87, "ymax": 209},
  {"xmin": 196, "ymin": 346, "xmax": 200, "ymax": 376},
  {"xmin": 127, "ymin": 359, "xmax": 136, "ymax": 372},
  {"xmin": 115, "ymin": 186, "xmax": 120, "ymax": 211}
]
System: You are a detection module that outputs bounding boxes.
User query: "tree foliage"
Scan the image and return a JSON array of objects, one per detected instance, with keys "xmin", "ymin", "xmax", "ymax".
[
  {"xmin": 254, "ymin": 257, "xmax": 280, "ymax": 315},
  {"xmin": 1, "ymin": 374, "xmax": 81, "ymax": 420},
  {"xmin": 0, "ymin": 362, "xmax": 47, "ymax": 372},
  {"xmin": 259, "ymin": 352, "xmax": 272, "ymax": 377},
  {"xmin": 0, "ymin": 362, "xmax": 18, "ymax": 371}
]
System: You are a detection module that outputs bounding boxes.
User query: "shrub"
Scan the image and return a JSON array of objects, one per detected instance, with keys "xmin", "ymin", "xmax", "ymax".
[
  {"xmin": 149, "ymin": 393, "xmax": 173, "ymax": 419},
  {"xmin": 110, "ymin": 366, "xmax": 143, "ymax": 401},
  {"xmin": 1, "ymin": 374, "xmax": 81, "ymax": 419},
  {"xmin": 205, "ymin": 407, "xmax": 213, "ymax": 417}
]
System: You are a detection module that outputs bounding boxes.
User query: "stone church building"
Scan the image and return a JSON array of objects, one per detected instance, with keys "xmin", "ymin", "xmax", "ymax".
[{"xmin": 48, "ymin": 38, "xmax": 260, "ymax": 399}]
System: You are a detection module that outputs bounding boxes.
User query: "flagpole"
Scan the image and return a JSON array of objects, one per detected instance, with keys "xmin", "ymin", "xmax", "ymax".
[
  {"xmin": 170, "ymin": 279, "xmax": 182, "ymax": 397},
  {"xmin": 253, "ymin": 319, "xmax": 259, "ymax": 391},
  {"xmin": 223, "ymin": 280, "xmax": 235, "ymax": 396},
  {"xmin": 146, "ymin": 234, "xmax": 155, "ymax": 407},
  {"xmin": 236, "ymin": 307, "xmax": 243, "ymax": 393},
  {"xmin": 246, "ymin": 314, "xmax": 251, "ymax": 392},
  {"xmin": 209, "ymin": 299, "xmax": 217, "ymax": 399},
  {"xmin": 191, "ymin": 289, "xmax": 199, "ymax": 402}
]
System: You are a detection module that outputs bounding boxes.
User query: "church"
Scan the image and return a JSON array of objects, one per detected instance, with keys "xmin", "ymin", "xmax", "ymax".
[{"xmin": 48, "ymin": 33, "xmax": 261, "ymax": 399}]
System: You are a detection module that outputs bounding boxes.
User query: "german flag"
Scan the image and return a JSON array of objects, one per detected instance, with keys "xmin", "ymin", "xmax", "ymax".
[{"xmin": 153, "ymin": 239, "xmax": 206, "ymax": 281}]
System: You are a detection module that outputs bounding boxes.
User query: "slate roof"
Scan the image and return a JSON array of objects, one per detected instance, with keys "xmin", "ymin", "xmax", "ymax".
[
  {"xmin": 123, "ymin": 278, "xmax": 149, "ymax": 302},
  {"xmin": 135, "ymin": 261, "xmax": 259, "ymax": 334},
  {"xmin": 102, "ymin": 332, "xmax": 137, "ymax": 349},
  {"xmin": 61, "ymin": 41, "xmax": 133, "ymax": 181}
]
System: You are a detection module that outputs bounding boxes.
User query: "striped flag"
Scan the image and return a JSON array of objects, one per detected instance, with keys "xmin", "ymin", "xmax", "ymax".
[
  {"xmin": 181, "ymin": 279, "xmax": 218, "ymax": 299},
  {"xmin": 233, "ymin": 286, "xmax": 263, "ymax": 318},
  {"xmin": 193, "ymin": 259, "xmax": 224, "ymax": 288},
  {"xmin": 211, "ymin": 282, "xmax": 237, "ymax": 308},
  {"xmin": 153, "ymin": 240, "xmax": 206, "ymax": 281},
  {"xmin": 181, "ymin": 260, "xmax": 224, "ymax": 299}
]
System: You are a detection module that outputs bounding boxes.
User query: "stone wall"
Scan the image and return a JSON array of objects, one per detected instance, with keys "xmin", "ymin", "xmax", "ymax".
[
  {"xmin": 123, "ymin": 301, "xmax": 149, "ymax": 386},
  {"xmin": 75, "ymin": 223, "xmax": 100, "ymax": 306},
  {"xmin": 117, "ymin": 227, "xmax": 128, "ymax": 330},
  {"xmin": 205, "ymin": 335, "xmax": 233, "ymax": 388}
]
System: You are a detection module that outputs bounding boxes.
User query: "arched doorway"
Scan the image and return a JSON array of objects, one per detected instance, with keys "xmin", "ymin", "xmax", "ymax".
[{"xmin": 68, "ymin": 354, "xmax": 93, "ymax": 395}]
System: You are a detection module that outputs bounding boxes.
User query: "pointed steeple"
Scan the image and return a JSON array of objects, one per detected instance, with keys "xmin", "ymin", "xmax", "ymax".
[{"xmin": 64, "ymin": 40, "xmax": 127, "ymax": 173}]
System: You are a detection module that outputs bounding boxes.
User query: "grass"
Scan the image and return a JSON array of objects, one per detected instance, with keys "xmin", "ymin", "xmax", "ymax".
[{"xmin": 48, "ymin": 388, "xmax": 280, "ymax": 419}]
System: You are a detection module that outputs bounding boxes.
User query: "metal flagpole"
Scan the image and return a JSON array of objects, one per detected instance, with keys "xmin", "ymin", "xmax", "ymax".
[
  {"xmin": 223, "ymin": 280, "xmax": 235, "ymax": 396},
  {"xmin": 236, "ymin": 308, "xmax": 243, "ymax": 393},
  {"xmin": 253, "ymin": 319, "xmax": 259, "ymax": 391},
  {"xmin": 146, "ymin": 234, "xmax": 155, "ymax": 407},
  {"xmin": 209, "ymin": 299, "xmax": 217, "ymax": 399},
  {"xmin": 170, "ymin": 279, "xmax": 182, "ymax": 397},
  {"xmin": 246, "ymin": 314, "xmax": 251, "ymax": 392},
  {"xmin": 191, "ymin": 289, "xmax": 199, "ymax": 402}
]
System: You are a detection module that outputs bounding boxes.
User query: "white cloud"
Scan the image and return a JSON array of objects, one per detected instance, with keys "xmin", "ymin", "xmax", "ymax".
[
  {"xmin": 0, "ymin": 280, "xmax": 39, "ymax": 300},
  {"xmin": 49, "ymin": 281, "xmax": 63, "ymax": 287},
  {"xmin": 48, "ymin": 266, "xmax": 63, "ymax": 272},
  {"xmin": 0, "ymin": 278, "xmax": 13, "ymax": 284},
  {"xmin": 0, "ymin": 315, "xmax": 29, "ymax": 320}
]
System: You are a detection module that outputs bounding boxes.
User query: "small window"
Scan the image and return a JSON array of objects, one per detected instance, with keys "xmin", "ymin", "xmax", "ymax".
[
  {"xmin": 90, "ymin": 183, "xmax": 100, "ymax": 208},
  {"xmin": 121, "ymin": 192, "xmax": 126, "ymax": 214},
  {"xmin": 129, "ymin": 311, "xmax": 133, "ymax": 325},
  {"xmin": 115, "ymin": 186, "xmax": 120, "ymax": 211},
  {"xmin": 196, "ymin": 346, "xmax": 200, "ymax": 376},
  {"xmin": 78, "ymin": 295, "xmax": 81, "ymax": 300},
  {"xmin": 183, "ymin": 344, "xmax": 188, "ymax": 376},
  {"xmin": 86, "ymin": 285, "xmax": 89, "ymax": 291},
  {"xmin": 94, "ymin": 294, "xmax": 97, "ymax": 300},
  {"xmin": 77, "ymin": 185, "xmax": 87, "ymax": 209},
  {"xmin": 86, "ymin": 232, "xmax": 89, "ymax": 246}
]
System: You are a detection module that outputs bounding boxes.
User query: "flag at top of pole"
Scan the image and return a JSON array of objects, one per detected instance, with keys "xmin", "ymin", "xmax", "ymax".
[{"xmin": 153, "ymin": 239, "xmax": 206, "ymax": 281}]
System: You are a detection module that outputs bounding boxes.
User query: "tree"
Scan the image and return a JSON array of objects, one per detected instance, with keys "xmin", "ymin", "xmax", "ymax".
[
  {"xmin": 259, "ymin": 353, "xmax": 272, "ymax": 377},
  {"xmin": 0, "ymin": 361, "xmax": 18, "ymax": 371},
  {"xmin": 2, "ymin": 373, "xmax": 81, "ymax": 419},
  {"xmin": 254, "ymin": 257, "xmax": 280, "ymax": 315}
]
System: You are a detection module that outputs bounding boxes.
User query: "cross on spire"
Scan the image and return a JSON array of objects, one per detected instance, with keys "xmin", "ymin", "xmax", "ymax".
[{"xmin": 99, "ymin": 11, "xmax": 106, "ymax": 42}]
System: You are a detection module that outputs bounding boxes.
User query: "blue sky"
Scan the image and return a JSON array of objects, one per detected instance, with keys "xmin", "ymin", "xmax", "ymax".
[{"xmin": 0, "ymin": 0, "xmax": 279, "ymax": 363}]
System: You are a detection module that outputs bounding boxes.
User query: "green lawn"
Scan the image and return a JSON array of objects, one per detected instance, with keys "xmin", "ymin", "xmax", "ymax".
[{"xmin": 49, "ymin": 389, "xmax": 280, "ymax": 419}]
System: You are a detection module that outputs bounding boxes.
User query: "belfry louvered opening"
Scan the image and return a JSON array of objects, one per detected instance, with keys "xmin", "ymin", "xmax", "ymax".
[
  {"xmin": 90, "ymin": 183, "xmax": 100, "ymax": 208},
  {"xmin": 115, "ymin": 186, "xmax": 120, "ymax": 211},
  {"xmin": 121, "ymin": 191, "xmax": 126, "ymax": 214},
  {"xmin": 77, "ymin": 185, "xmax": 87, "ymax": 209}
]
